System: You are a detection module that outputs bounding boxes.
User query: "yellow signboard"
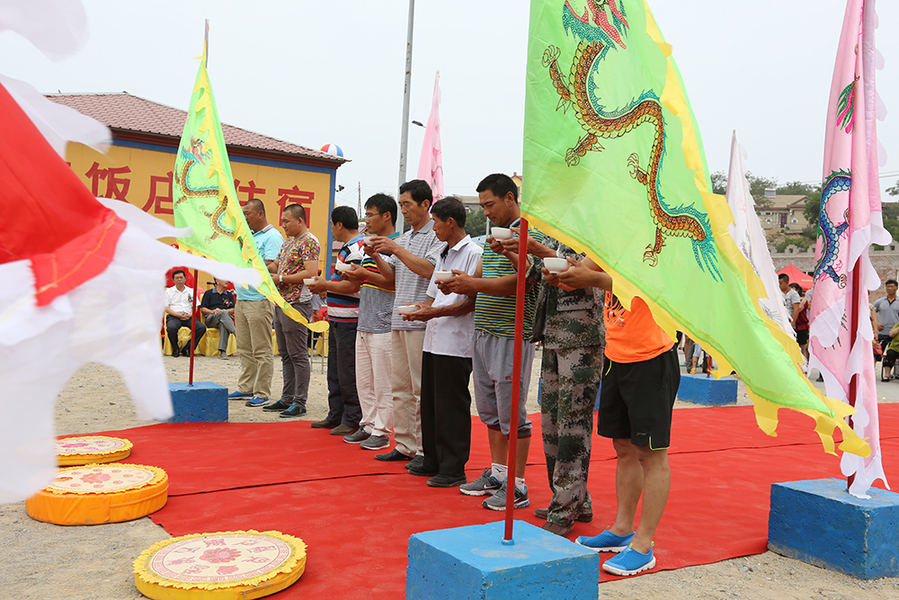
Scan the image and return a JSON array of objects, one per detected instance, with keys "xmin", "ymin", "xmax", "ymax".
[{"xmin": 65, "ymin": 142, "xmax": 334, "ymax": 277}]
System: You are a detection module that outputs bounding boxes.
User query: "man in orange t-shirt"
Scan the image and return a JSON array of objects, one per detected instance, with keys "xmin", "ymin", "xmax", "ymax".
[{"xmin": 548, "ymin": 256, "xmax": 678, "ymax": 577}]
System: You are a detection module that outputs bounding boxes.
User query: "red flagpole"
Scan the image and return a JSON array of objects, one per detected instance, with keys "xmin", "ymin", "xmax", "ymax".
[
  {"xmin": 846, "ymin": 263, "xmax": 861, "ymax": 490},
  {"xmin": 188, "ymin": 268, "xmax": 199, "ymax": 385},
  {"xmin": 504, "ymin": 219, "xmax": 529, "ymax": 542}
]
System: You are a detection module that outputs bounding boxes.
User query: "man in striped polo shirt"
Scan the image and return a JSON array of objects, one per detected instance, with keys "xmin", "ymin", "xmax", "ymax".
[
  {"xmin": 308, "ymin": 206, "xmax": 365, "ymax": 436},
  {"xmin": 441, "ymin": 173, "xmax": 546, "ymax": 510},
  {"xmin": 366, "ymin": 180, "xmax": 446, "ymax": 468},
  {"xmin": 340, "ymin": 194, "xmax": 399, "ymax": 451}
]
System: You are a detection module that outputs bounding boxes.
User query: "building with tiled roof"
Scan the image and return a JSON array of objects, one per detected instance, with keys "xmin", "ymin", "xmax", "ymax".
[
  {"xmin": 47, "ymin": 92, "xmax": 347, "ymax": 167},
  {"xmin": 48, "ymin": 92, "xmax": 347, "ymax": 277}
]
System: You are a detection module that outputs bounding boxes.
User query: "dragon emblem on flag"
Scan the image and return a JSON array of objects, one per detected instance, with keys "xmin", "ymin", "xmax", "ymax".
[{"xmin": 541, "ymin": 0, "xmax": 719, "ymax": 280}]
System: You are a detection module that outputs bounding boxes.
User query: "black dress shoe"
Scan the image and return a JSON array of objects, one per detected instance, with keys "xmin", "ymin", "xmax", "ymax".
[
  {"xmin": 375, "ymin": 448, "xmax": 414, "ymax": 462},
  {"xmin": 427, "ymin": 474, "xmax": 467, "ymax": 488},
  {"xmin": 405, "ymin": 455, "xmax": 425, "ymax": 470},
  {"xmin": 181, "ymin": 347, "xmax": 191, "ymax": 357},
  {"xmin": 279, "ymin": 404, "xmax": 306, "ymax": 418},
  {"xmin": 310, "ymin": 419, "xmax": 340, "ymax": 429},
  {"xmin": 263, "ymin": 400, "xmax": 292, "ymax": 412},
  {"xmin": 408, "ymin": 463, "xmax": 438, "ymax": 477}
]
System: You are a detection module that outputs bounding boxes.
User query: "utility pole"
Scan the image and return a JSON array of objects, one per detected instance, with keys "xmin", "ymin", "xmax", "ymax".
[
  {"xmin": 396, "ymin": 0, "xmax": 415, "ymax": 232},
  {"xmin": 357, "ymin": 181, "xmax": 362, "ymax": 221}
]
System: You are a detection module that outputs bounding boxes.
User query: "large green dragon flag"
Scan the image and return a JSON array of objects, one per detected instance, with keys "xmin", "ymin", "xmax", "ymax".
[
  {"xmin": 173, "ymin": 43, "xmax": 327, "ymax": 333},
  {"xmin": 522, "ymin": 0, "xmax": 868, "ymax": 457}
]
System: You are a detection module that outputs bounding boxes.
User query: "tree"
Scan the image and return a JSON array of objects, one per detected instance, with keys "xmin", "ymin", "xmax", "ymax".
[
  {"xmin": 464, "ymin": 207, "xmax": 489, "ymax": 238},
  {"xmin": 802, "ymin": 185, "xmax": 823, "ymax": 232},
  {"xmin": 882, "ymin": 202, "xmax": 899, "ymax": 243},
  {"xmin": 887, "ymin": 179, "xmax": 899, "ymax": 197},
  {"xmin": 744, "ymin": 172, "xmax": 777, "ymax": 208},
  {"xmin": 710, "ymin": 170, "xmax": 727, "ymax": 195}
]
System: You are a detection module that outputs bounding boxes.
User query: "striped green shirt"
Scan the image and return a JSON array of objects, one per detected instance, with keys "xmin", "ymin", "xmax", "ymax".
[{"xmin": 474, "ymin": 221, "xmax": 546, "ymax": 340}]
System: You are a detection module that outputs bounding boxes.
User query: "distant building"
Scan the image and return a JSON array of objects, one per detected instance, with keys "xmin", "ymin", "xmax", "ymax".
[
  {"xmin": 47, "ymin": 92, "xmax": 347, "ymax": 277},
  {"xmin": 755, "ymin": 194, "xmax": 810, "ymax": 231}
]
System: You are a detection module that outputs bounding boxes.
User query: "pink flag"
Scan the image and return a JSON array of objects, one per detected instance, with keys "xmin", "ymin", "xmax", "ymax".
[
  {"xmin": 809, "ymin": 0, "xmax": 890, "ymax": 498},
  {"xmin": 416, "ymin": 71, "xmax": 444, "ymax": 201}
]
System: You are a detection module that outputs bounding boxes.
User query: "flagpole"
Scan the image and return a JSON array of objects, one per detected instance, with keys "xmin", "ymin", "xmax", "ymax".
[
  {"xmin": 396, "ymin": 0, "xmax": 414, "ymax": 232},
  {"xmin": 188, "ymin": 269, "xmax": 199, "ymax": 385},
  {"xmin": 504, "ymin": 219, "xmax": 529, "ymax": 542},
  {"xmin": 846, "ymin": 265, "xmax": 861, "ymax": 490}
]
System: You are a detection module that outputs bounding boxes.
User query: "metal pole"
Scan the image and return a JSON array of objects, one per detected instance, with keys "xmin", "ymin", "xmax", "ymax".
[
  {"xmin": 396, "ymin": 0, "xmax": 415, "ymax": 232},
  {"xmin": 503, "ymin": 219, "xmax": 529, "ymax": 543}
]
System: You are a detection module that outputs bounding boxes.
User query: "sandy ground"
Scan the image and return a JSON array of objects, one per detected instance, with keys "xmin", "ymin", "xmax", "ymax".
[{"xmin": 1, "ymin": 350, "xmax": 897, "ymax": 600}]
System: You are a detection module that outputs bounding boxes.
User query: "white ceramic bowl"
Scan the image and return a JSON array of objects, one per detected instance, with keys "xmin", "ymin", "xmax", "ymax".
[
  {"xmin": 303, "ymin": 278, "xmax": 316, "ymax": 286},
  {"xmin": 363, "ymin": 235, "xmax": 374, "ymax": 245},
  {"xmin": 543, "ymin": 257, "xmax": 570, "ymax": 273},
  {"xmin": 335, "ymin": 262, "xmax": 352, "ymax": 273},
  {"xmin": 397, "ymin": 305, "xmax": 418, "ymax": 315},
  {"xmin": 491, "ymin": 227, "xmax": 512, "ymax": 240},
  {"xmin": 434, "ymin": 270, "xmax": 454, "ymax": 281}
]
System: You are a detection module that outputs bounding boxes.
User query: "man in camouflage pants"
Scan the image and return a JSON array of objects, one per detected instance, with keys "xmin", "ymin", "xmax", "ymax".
[{"xmin": 531, "ymin": 237, "xmax": 604, "ymax": 536}]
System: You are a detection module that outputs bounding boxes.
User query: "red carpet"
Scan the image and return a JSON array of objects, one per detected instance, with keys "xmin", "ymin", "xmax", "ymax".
[{"xmin": 88, "ymin": 404, "xmax": 899, "ymax": 598}]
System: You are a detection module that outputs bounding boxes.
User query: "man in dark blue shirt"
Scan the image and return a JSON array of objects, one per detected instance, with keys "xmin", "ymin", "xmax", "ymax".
[{"xmin": 200, "ymin": 279, "xmax": 236, "ymax": 358}]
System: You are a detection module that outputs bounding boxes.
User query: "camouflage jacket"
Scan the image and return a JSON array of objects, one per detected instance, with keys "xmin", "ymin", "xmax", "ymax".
[{"xmin": 531, "ymin": 237, "xmax": 604, "ymax": 350}]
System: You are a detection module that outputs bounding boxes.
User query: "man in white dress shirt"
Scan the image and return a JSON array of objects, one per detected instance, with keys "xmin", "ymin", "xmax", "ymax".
[
  {"xmin": 402, "ymin": 196, "xmax": 482, "ymax": 487},
  {"xmin": 164, "ymin": 269, "xmax": 206, "ymax": 357}
]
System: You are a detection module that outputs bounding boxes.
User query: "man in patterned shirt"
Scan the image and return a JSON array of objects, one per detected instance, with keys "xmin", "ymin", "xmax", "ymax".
[
  {"xmin": 441, "ymin": 173, "xmax": 545, "ymax": 511},
  {"xmin": 261, "ymin": 204, "xmax": 320, "ymax": 418}
]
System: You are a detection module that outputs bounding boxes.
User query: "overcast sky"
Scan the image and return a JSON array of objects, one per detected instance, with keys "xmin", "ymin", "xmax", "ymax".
[{"xmin": 1, "ymin": 0, "xmax": 897, "ymax": 208}]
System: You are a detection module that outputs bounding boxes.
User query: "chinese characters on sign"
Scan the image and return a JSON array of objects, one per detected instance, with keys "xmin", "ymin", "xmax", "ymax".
[{"xmin": 83, "ymin": 164, "xmax": 316, "ymax": 223}]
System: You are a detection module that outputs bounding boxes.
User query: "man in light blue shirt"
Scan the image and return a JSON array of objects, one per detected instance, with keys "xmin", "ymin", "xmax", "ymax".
[{"xmin": 229, "ymin": 199, "xmax": 284, "ymax": 405}]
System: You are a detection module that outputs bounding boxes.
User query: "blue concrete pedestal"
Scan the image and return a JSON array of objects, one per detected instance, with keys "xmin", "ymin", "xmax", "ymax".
[
  {"xmin": 676, "ymin": 373, "xmax": 737, "ymax": 406},
  {"xmin": 768, "ymin": 478, "xmax": 899, "ymax": 579},
  {"xmin": 407, "ymin": 520, "xmax": 599, "ymax": 600},
  {"xmin": 168, "ymin": 382, "xmax": 228, "ymax": 423}
]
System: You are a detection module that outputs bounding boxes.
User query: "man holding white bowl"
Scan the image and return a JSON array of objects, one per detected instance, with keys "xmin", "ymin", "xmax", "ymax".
[
  {"xmin": 496, "ymin": 234, "xmax": 603, "ymax": 537},
  {"xmin": 401, "ymin": 197, "xmax": 482, "ymax": 487},
  {"xmin": 439, "ymin": 173, "xmax": 546, "ymax": 511},
  {"xmin": 365, "ymin": 180, "xmax": 446, "ymax": 468},
  {"xmin": 307, "ymin": 206, "xmax": 366, "ymax": 436}
]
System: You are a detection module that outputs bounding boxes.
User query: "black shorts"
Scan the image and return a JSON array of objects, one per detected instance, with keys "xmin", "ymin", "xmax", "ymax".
[
  {"xmin": 598, "ymin": 345, "xmax": 679, "ymax": 449},
  {"xmin": 795, "ymin": 328, "xmax": 809, "ymax": 346}
]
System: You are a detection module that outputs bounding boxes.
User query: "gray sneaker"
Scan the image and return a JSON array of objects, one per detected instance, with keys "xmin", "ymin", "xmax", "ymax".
[
  {"xmin": 482, "ymin": 481, "xmax": 529, "ymax": 511},
  {"xmin": 360, "ymin": 434, "xmax": 389, "ymax": 451},
  {"xmin": 459, "ymin": 467, "xmax": 502, "ymax": 496},
  {"xmin": 344, "ymin": 428, "xmax": 371, "ymax": 444}
]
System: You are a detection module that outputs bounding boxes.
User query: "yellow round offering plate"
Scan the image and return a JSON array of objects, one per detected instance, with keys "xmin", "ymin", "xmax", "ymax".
[
  {"xmin": 26, "ymin": 463, "xmax": 168, "ymax": 525},
  {"xmin": 56, "ymin": 435, "xmax": 133, "ymax": 466},
  {"xmin": 134, "ymin": 531, "xmax": 307, "ymax": 600}
]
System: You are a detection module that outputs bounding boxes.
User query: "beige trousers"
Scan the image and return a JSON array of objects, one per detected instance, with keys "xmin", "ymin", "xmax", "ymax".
[
  {"xmin": 235, "ymin": 299, "xmax": 275, "ymax": 400},
  {"xmin": 391, "ymin": 329, "xmax": 425, "ymax": 456}
]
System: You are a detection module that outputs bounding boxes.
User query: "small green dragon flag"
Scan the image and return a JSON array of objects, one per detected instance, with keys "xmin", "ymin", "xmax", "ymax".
[
  {"xmin": 173, "ymin": 41, "xmax": 327, "ymax": 332},
  {"xmin": 522, "ymin": 0, "xmax": 867, "ymax": 456}
]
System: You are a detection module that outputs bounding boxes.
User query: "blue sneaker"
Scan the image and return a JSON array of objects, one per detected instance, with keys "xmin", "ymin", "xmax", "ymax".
[
  {"xmin": 601, "ymin": 545, "xmax": 656, "ymax": 576},
  {"xmin": 244, "ymin": 396, "xmax": 269, "ymax": 407},
  {"xmin": 227, "ymin": 391, "xmax": 253, "ymax": 400},
  {"xmin": 575, "ymin": 529, "xmax": 635, "ymax": 552}
]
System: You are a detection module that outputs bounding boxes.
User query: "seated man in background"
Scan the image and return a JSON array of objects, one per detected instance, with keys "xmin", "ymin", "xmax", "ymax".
[
  {"xmin": 165, "ymin": 269, "xmax": 206, "ymax": 357},
  {"xmin": 200, "ymin": 278, "xmax": 236, "ymax": 358}
]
